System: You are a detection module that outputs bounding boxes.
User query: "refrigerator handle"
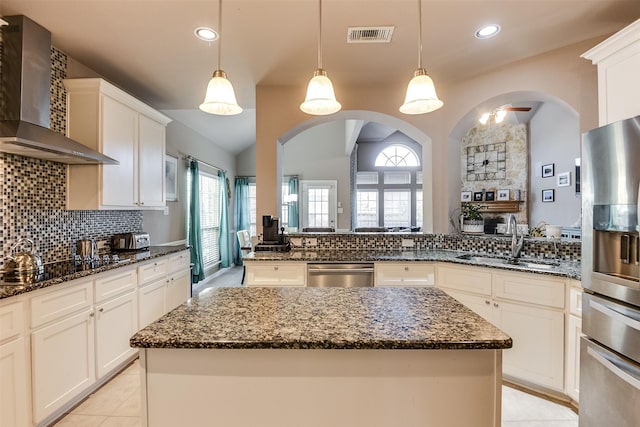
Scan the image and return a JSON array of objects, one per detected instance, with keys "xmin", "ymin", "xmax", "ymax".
[{"xmin": 621, "ymin": 234, "xmax": 631, "ymax": 264}]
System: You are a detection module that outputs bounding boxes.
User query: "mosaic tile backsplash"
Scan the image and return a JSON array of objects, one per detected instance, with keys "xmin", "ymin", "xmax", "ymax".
[
  {"xmin": 0, "ymin": 47, "xmax": 142, "ymax": 269},
  {"xmin": 288, "ymin": 232, "xmax": 581, "ymax": 262}
]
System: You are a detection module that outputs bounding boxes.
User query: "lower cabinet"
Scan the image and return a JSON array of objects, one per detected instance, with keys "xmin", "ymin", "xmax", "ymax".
[
  {"xmin": 437, "ymin": 263, "xmax": 567, "ymax": 393},
  {"xmin": 166, "ymin": 269, "xmax": 191, "ymax": 312},
  {"xmin": 95, "ymin": 290, "xmax": 138, "ymax": 378},
  {"xmin": 245, "ymin": 262, "xmax": 306, "ymax": 287},
  {"xmin": 565, "ymin": 284, "xmax": 583, "ymax": 403},
  {"xmin": 31, "ymin": 307, "xmax": 96, "ymax": 423},
  {"xmin": 139, "ymin": 279, "xmax": 168, "ymax": 328},
  {"xmin": 0, "ymin": 300, "xmax": 28, "ymax": 427},
  {"xmin": 374, "ymin": 263, "xmax": 435, "ymax": 287}
]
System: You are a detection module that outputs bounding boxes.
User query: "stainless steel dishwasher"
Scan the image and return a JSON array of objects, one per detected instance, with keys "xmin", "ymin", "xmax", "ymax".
[{"xmin": 307, "ymin": 263, "xmax": 374, "ymax": 287}]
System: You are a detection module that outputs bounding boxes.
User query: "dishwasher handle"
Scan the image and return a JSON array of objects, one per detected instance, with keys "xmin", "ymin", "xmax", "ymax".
[{"xmin": 308, "ymin": 267, "xmax": 374, "ymax": 274}]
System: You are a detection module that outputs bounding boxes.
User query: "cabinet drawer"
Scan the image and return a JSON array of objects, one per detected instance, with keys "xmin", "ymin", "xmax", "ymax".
[
  {"xmin": 31, "ymin": 281, "xmax": 93, "ymax": 329},
  {"xmin": 375, "ymin": 263, "xmax": 435, "ymax": 287},
  {"xmin": 168, "ymin": 251, "xmax": 190, "ymax": 273},
  {"xmin": 94, "ymin": 267, "xmax": 137, "ymax": 303},
  {"xmin": 138, "ymin": 259, "xmax": 168, "ymax": 285},
  {"xmin": 568, "ymin": 286, "xmax": 583, "ymax": 317},
  {"xmin": 245, "ymin": 263, "xmax": 306, "ymax": 287},
  {"xmin": 436, "ymin": 264, "xmax": 492, "ymax": 296},
  {"xmin": 493, "ymin": 272, "xmax": 565, "ymax": 308},
  {"xmin": 0, "ymin": 300, "xmax": 24, "ymax": 343}
]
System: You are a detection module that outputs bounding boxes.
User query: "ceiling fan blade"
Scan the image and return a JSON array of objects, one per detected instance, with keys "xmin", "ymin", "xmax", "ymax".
[{"xmin": 502, "ymin": 107, "xmax": 531, "ymax": 112}]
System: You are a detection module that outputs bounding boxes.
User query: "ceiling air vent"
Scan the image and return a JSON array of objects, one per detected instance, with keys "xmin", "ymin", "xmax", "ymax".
[{"xmin": 347, "ymin": 26, "xmax": 395, "ymax": 43}]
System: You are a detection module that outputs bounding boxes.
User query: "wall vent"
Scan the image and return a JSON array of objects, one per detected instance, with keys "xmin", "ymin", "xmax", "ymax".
[{"xmin": 347, "ymin": 26, "xmax": 395, "ymax": 43}]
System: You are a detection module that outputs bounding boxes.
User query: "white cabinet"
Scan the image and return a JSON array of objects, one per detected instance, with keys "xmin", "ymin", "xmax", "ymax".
[
  {"xmin": 565, "ymin": 284, "xmax": 583, "ymax": 403},
  {"xmin": 582, "ymin": 19, "xmax": 640, "ymax": 125},
  {"xmin": 436, "ymin": 264, "xmax": 566, "ymax": 392},
  {"xmin": 138, "ymin": 251, "xmax": 191, "ymax": 328},
  {"xmin": 64, "ymin": 78, "xmax": 171, "ymax": 210},
  {"xmin": 374, "ymin": 263, "xmax": 435, "ymax": 287},
  {"xmin": 245, "ymin": 262, "xmax": 306, "ymax": 287},
  {"xmin": 0, "ymin": 301, "xmax": 29, "ymax": 427},
  {"xmin": 94, "ymin": 268, "xmax": 138, "ymax": 379},
  {"xmin": 30, "ymin": 282, "xmax": 96, "ymax": 424}
]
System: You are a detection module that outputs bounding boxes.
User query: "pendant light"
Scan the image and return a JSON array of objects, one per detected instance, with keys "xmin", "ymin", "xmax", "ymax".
[
  {"xmin": 300, "ymin": 0, "xmax": 341, "ymax": 115},
  {"xmin": 199, "ymin": 0, "xmax": 242, "ymax": 115},
  {"xmin": 399, "ymin": 0, "xmax": 443, "ymax": 115}
]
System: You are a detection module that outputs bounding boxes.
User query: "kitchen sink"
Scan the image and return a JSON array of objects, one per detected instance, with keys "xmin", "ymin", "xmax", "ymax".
[{"xmin": 455, "ymin": 254, "xmax": 559, "ymax": 270}]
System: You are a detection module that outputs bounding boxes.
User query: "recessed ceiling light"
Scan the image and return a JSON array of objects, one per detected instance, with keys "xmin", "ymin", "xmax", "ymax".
[
  {"xmin": 475, "ymin": 24, "xmax": 501, "ymax": 39},
  {"xmin": 194, "ymin": 26, "xmax": 218, "ymax": 42}
]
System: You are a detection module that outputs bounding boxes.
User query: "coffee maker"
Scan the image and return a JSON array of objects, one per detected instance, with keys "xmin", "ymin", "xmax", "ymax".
[{"xmin": 262, "ymin": 215, "xmax": 280, "ymax": 243}]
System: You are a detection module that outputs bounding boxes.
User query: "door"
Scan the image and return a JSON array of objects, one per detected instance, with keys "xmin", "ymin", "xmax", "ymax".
[
  {"xmin": 300, "ymin": 180, "xmax": 337, "ymax": 230},
  {"xmin": 139, "ymin": 115, "xmax": 166, "ymax": 207},
  {"xmin": 441, "ymin": 288, "xmax": 495, "ymax": 325},
  {"xmin": 95, "ymin": 290, "xmax": 138, "ymax": 378},
  {"xmin": 101, "ymin": 95, "xmax": 138, "ymax": 207},
  {"xmin": 0, "ymin": 337, "xmax": 29, "ymax": 427},
  {"xmin": 31, "ymin": 308, "xmax": 95, "ymax": 423},
  {"xmin": 166, "ymin": 269, "xmax": 190, "ymax": 312},
  {"xmin": 139, "ymin": 279, "xmax": 167, "ymax": 328}
]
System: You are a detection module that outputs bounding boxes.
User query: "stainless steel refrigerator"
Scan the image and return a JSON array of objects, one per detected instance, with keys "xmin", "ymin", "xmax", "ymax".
[{"xmin": 580, "ymin": 115, "xmax": 640, "ymax": 426}]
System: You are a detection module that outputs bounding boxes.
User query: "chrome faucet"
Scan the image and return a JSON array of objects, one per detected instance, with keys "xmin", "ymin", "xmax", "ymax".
[{"xmin": 509, "ymin": 215, "xmax": 524, "ymax": 260}]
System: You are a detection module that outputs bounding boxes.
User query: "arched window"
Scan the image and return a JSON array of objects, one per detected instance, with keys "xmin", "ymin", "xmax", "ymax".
[{"xmin": 374, "ymin": 144, "xmax": 420, "ymax": 167}]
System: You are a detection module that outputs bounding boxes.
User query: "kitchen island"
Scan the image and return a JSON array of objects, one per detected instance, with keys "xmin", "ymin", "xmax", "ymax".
[{"xmin": 131, "ymin": 286, "xmax": 512, "ymax": 427}]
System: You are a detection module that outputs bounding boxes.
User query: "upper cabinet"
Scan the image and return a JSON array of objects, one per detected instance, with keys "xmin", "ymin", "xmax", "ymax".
[
  {"xmin": 582, "ymin": 19, "xmax": 640, "ymax": 126},
  {"xmin": 64, "ymin": 78, "xmax": 172, "ymax": 210}
]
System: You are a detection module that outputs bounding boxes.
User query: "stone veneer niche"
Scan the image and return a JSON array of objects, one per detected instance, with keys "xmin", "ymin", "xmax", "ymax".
[
  {"xmin": 0, "ymin": 47, "xmax": 143, "ymax": 269},
  {"xmin": 461, "ymin": 122, "xmax": 528, "ymax": 225}
]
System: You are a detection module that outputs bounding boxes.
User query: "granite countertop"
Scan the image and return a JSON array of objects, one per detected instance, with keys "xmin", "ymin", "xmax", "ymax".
[
  {"xmin": 0, "ymin": 245, "xmax": 189, "ymax": 299},
  {"xmin": 244, "ymin": 249, "xmax": 582, "ymax": 280},
  {"xmin": 130, "ymin": 287, "xmax": 513, "ymax": 350}
]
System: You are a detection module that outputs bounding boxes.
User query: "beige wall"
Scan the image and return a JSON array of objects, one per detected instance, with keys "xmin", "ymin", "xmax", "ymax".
[{"xmin": 255, "ymin": 37, "xmax": 602, "ymax": 233}]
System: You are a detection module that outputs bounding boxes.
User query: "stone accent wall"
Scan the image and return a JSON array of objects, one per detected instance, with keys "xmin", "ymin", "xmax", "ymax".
[{"xmin": 461, "ymin": 122, "xmax": 529, "ymax": 225}]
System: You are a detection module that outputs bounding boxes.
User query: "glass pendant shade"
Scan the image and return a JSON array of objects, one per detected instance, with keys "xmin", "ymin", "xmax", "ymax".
[
  {"xmin": 199, "ymin": 70, "xmax": 242, "ymax": 115},
  {"xmin": 399, "ymin": 68, "xmax": 443, "ymax": 115},
  {"xmin": 300, "ymin": 69, "xmax": 341, "ymax": 115}
]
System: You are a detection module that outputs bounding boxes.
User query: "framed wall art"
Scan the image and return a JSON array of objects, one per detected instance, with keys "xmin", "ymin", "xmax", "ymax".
[
  {"xmin": 497, "ymin": 189, "xmax": 509, "ymax": 201},
  {"xmin": 473, "ymin": 192, "xmax": 484, "ymax": 202},
  {"xmin": 557, "ymin": 171, "xmax": 570, "ymax": 187},
  {"xmin": 542, "ymin": 189, "xmax": 554, "ymax": 202},
  {"xmin": 542, "ymin": 163, "xmax": 555, "ymax": 178},
  {"xmin": 485, "ymin": 191, "xmax": 495, "ymax": 201},
  {"xmin": 165, "ymin": 154, "xmax": 178, "ymax": 201},
  {"xmin": 461, "ymin": 191, "xmax": 472, "ymax": 202}
]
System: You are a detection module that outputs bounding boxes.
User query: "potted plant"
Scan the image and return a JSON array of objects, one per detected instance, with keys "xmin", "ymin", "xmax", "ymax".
[{"xmin": 460, "ymin": 203, "xmax": 484, "ymax": 234}]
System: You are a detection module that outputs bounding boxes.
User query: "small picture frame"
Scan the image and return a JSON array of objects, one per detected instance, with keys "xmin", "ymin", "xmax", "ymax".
[
  {"xmin": 461, "ymin": 191, "xmax": 472, "ymax": 202},
  {"xmin": 557, "ymin": 171, "xmax": 571, "ymax": 187},
  {"xmin": 485, "ymin": 191, "xmax": 495, "ymax": 201},
  {"xmin": 497, "ymin": 189, "xmax": 510, "ymax": 201},
  {"xmin": 542, "ymin": 163, "xmax": 555, "ymax": 178},
  {"xmin": 542, "ymin": 189, "xmax": 555, "ymax": 202},
  {"xmin": 165, "ymin": 154, "xmax": 178, "ymax": 202},
  {"xmin": 473, "ymin": 192, "xmax": 484, "ymax": 202}
]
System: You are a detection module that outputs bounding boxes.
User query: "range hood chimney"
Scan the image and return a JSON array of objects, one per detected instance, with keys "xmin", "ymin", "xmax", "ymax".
[{"xmin": 0, "ymin": 15, "xmax": 117, "ymax": 164}]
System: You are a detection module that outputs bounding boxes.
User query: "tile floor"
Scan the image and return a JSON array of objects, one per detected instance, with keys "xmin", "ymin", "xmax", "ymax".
[{"xmin": 53, "ymin": 358, "xmax": 578, "ymax": 427}]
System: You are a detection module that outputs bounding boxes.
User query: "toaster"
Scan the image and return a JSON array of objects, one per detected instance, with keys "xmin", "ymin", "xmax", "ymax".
[{"xmin": 111, "ymin": 232, "xmax": 150, "ymax": 251}]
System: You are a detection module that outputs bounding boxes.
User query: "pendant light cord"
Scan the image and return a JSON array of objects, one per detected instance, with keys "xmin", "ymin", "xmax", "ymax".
[
  {"xmin": 318, "ymin": 0, "xmax": 323, "ymax": 69},
  {"xmin": 217, "ymin": 0, "xmax": 222, "ymax": 70},
  {"xmin": 417, "ymin": 0, "xmax": 422, "ymax": 69}
]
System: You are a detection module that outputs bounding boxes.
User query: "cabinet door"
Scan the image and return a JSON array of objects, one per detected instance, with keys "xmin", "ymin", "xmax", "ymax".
[
  {"xmin": 32, "ymin": 308, "xmax": 95, "ymax": 423},
  {"xmin": 138, "ymin": 115, "xmax": 166, "ymax": 207},
  {"xmin": 139, "ymin": 279, "xmax": 167, "ymax": 328},
  {"xmin": 95, "ymin": 290, "xmax": 138, "ymax": 379},
  {"xmin": 566, "ymin": 314, "xmax": 583, "ymax": 402},
  {"xmin": 0, "ymin": 337, "xmax": 29, "ymax": 427},
  {"xmin": 166, "ymin": 269, "xmax": 191, "ymax": 313},
  {"xmin": 245, "ymin": 264, "xmax": 306, "ymax": 287},
  {"xmin": 441, "ymin": 288, "xmax": 496, "ymax": 326},
  {"xmin": 101, "ymin": 95, "xmax": 138, "ymax": 207},
  {"xmin": 496, "ymin": 300, "xmax": 564, "ymax": 391},
  {"xmin": 375, "ymin": 263, "xmax": 435, "ymax": 287},
  {"xmin": 436, "ymin": 264, "xmax": 492, "ymax": 296}
]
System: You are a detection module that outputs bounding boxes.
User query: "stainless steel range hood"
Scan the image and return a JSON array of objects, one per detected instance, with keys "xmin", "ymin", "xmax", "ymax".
[{"xmin": 0, "ymin": 15, "xmax": 117, "ymax": 164}]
